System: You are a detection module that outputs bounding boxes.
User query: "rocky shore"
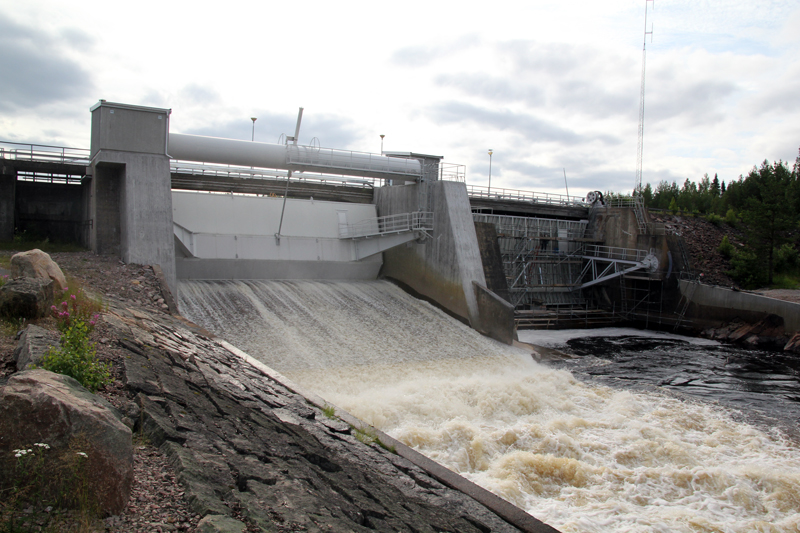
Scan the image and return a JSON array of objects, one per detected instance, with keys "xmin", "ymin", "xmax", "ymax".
[{"xmin": 0, "ymin": 252, "xmax": 557, "ymax": 533}]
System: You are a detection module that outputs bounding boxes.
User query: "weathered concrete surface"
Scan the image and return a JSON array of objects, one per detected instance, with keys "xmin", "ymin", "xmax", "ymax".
[
  {"xmin": 681, "ymin": 280, "xmax": 800, "ymax": 334},
  {"xmin": 473, "ymin": 282, "xmax": 516, "ymax": 345},
  {"xmin": 90, "ymin": 101, "xmax": 177, "ymax": 297},
  {"xmin": 474, "ymin": 221, "xmax": 511, "ymax": 304},
  {"xmin": 0, "ymin": 166, "xmax": 16, "ymax": 241},
  {"xmin": 376, "ymin": 181, "xmax": 486, "ymax": 326},
  {"xmin": 0, "ymin": 370, "xmax": 133, "ymax": 515},
  {"xmin": 376, "ymin": 182, "xmax": 516, "ymax": 344},
  {"xmin": 105, "ymin": 301, "xmax": 559, "ymax": 532}
]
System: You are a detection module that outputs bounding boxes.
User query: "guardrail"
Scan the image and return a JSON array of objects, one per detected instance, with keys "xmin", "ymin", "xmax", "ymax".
[
  {"xmin": 583, "ymin": 244, "xmax": 648, "ymax": 263},
  {"xmin": 339, "ymin": 211, "xmax": 433, "ymax": 239},
  {"xmin": 171, "ymin": 160, "xmax": 378, "ymax": 189},
  {"xmin": 0, "ymin": 141, "xmax": 90, "ymax": 165},
  {"xmin": 467, "ymin": 185, "xmax": 587, "ymax": 207}
]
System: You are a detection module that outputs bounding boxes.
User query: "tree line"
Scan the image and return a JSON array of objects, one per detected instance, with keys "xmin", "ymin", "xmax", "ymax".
[{"xmin": 620, "ymin": 148, "xmax": 800, "ymax": 288}]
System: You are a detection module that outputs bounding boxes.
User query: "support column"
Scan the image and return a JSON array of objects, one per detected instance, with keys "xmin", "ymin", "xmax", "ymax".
[
  {"xmin": 89, "ymin": 101, "xmax": 176, "ymax": 295},
  {"xmin": 0, "ymin": 165, "xmax": 16, "ymax": 241}
]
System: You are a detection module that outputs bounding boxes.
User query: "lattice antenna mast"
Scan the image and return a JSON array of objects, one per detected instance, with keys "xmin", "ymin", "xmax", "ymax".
[{"xmin": 634, "ymin": 0, "xmax": 654, "ymax": 197}]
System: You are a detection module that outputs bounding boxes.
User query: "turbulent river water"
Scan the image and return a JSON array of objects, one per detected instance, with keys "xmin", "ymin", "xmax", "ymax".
[{"xmin": 178, "ymin": 279, "xmax": 800, "ymax": 533}]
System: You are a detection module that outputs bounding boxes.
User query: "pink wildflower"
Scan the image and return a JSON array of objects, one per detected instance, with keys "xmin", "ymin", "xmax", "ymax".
[{"xmin": 70, "ymin": 294, "xmax": 77, "ymax": 301}]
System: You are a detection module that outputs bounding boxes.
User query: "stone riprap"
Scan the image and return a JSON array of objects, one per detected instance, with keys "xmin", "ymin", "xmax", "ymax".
[{"xmin": 105, "ymin": 302, "xmax": 558, "ymax": 533}]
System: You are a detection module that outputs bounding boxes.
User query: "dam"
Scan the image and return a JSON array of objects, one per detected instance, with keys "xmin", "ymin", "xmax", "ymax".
[{"xmin": 3, "ymin": 101, "xmax": 800, "ymax": 531}]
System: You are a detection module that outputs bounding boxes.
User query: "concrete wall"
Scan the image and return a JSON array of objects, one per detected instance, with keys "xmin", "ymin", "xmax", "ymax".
[
  {"xmin": 90, "ymin": 102, "xmax": 176, "ymax": 295},
  {"xmin": 0, "ymin": 166, "xmax": 15, "ymax": 241},
  {"xmin": 681, "ymin": 280, "xmax": 800, "ymax": 334},
  {"xmin": 375, "ymin": 181, "xmax": 515, "ymax": 344},
  {"xmin": 172, "ymin": 191, "xmax": 381, "ymax": 280},
  {"xmin": 14, "ymin": 182, "xmax": 85, "ymax": 243}
]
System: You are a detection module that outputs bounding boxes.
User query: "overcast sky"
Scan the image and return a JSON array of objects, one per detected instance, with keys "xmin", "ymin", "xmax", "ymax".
[{"xmin": 1, "ymin": 0, "xmax": 798, "ymax": 197}]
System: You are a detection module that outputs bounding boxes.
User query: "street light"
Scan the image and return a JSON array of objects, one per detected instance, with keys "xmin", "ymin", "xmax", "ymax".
[
  {"xmin": 488, "ymin": 149, "xmax": 493, "ymax": 194},
  {"xmin": 251, "ymin": 117, "xmax": 257, "ymax": 141},
  {"xmin": 380, "ymin": 134, "xmax": 385, "ymax": 154}
]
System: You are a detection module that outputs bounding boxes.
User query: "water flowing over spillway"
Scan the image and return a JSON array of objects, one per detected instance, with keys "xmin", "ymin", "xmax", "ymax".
[{"xmin": 179, "ymin": 280, "xmax": 800, "ymax": 532}]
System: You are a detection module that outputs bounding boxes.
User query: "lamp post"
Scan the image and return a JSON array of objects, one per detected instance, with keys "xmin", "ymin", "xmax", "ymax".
[
  {"xmin": 380, "ymin": 134, "xmax": 385, "ymax": 154},
  {"xmin": 488, "ymin": 149, "xmax": 493, "ymax": 194},
  {"xmin": 251, "ymin": 117, "xmax": 257, "ymax": 141}
]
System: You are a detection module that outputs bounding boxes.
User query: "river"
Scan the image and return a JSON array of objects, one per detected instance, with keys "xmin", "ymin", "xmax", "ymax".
[{"xmin": 178, "ymin": 279, "xmax": 800, "ymax": 532}]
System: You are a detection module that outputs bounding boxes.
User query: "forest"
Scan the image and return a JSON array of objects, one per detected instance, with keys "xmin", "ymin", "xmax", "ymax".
[{"xmin": 618, "ymin": 149, "xmax": 800, "ymax": 289}]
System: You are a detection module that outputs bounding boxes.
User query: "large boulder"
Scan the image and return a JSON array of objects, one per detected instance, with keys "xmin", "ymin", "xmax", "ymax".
[
  {"xmin": 0, "ymin": 277, "xmax": 54, "ymax": 319},
  {"xmin": 10, "ymin": 249, "xmax": 68, "ymax": 290},
  {"xmin": 0, "ymin": 370, "xmax": 133, "ymax": 515},
  {"xmin": 13, "ymin": 324, "xmax": 60, "ymax": 370}
]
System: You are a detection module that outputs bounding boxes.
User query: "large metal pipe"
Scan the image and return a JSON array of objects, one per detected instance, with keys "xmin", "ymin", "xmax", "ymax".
[{"xmin": 168, "ymin": 133, "xmax": 421, "ymax": 180}]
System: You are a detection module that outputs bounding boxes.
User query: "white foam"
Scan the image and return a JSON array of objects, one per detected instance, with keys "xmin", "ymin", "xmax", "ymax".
[{"xmin": 180, "ymin": 280, "xmax": 800, "ymax": 533}]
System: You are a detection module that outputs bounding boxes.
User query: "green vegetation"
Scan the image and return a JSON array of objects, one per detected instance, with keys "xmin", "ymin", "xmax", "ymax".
[
  {"xmin": 1, "ymin": 437, "xmax": 98, "ymax": 533},
  {"xmin": 38, "ymin": 289, "xmax": 110, "ymax": 393},
  {"xmin": 630, "ymin": 147, "xmax": 800, "ymax": 289},
  {"xmin": 321, "ymin": 404, "xmax": 336, "ymax": 418}
]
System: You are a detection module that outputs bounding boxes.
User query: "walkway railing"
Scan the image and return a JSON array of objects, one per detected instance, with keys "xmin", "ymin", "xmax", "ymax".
[
  {"xmin": 170, "ymin": 160, "xmax": 377, "ymax": 189},
  {"xmin": 339, "ymin": 212, "xmax": 433, "ymax": 239},
  {"xmin": 583, "ymin": 244, "xmax": 648, "ymax": 263},
  {"xmin": 0, "ymin": 141, "xmax": 90, "ymax": 165},
  {"xmin": 467, "ymin": 184, "xmax": 587, "ymax": 207}
]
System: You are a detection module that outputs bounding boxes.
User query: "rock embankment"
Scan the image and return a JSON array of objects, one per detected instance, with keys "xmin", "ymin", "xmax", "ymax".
[{"xmin": 104, "ymin": 300, "xmax": 553, "ymax": 532}]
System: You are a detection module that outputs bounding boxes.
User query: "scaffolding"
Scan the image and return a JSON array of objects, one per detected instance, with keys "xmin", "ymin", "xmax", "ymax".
[{"xmin": 474, "ymin": 209, "xmax": 692, "ymax": 330}]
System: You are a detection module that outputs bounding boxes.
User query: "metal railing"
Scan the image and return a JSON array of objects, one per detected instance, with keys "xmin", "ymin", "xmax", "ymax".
[
  {"xmin": 0, "ymin": 141, "xmax": 90, "ymax": 165},
  {"xmin": 339, "ymin": 211, "xmax": 433, "ymax": 239},
  {"xmin": 467, "ymin": 185, "xmax": 587, "ymax": 207},
  {"xmin": 583, "ymin": 244, "xmax": 648, "ymax": 263},
  {"xmin": 170, "ymin": 160, "xmax": 378, "ymax": 189},
  {"xmin": 439, "ymin": 162, "xmax": 466, "ymax": 182}
]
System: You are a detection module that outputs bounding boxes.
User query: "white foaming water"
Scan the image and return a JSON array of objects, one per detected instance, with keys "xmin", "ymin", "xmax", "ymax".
[{"xmin": 179, "ymin": 280, "xmax": 800, "ymax": 532}]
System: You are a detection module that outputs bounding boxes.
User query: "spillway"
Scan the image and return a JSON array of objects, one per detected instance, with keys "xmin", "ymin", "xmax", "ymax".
[{"xmin": 178, "ymin": 280, "xmax": 800, "ymax": 533}]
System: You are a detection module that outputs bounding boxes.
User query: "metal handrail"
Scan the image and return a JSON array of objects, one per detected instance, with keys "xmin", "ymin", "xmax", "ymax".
[
  {"xmin": 467, "ymin": 185, "xmax": 587, "ymax": 207},
  {"xmin": 170, "ymin": 160, "xmax": 378, "ymax": 189},
  {"xmin": 0, "ymin": 141, "xmax": 91, "ymax": 165},
  {"xmin": 583, "ymin": 244, "xmax": 648, "ymax": 263},
  {"xmin": 339, "ymin": 211, "xmax": 433, "ymax": 239}
]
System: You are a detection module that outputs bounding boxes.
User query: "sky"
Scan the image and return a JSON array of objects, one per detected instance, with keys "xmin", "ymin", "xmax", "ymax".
[{"xmin": 1, "ymin": 0, "xmax": 799, "ymax": 198}]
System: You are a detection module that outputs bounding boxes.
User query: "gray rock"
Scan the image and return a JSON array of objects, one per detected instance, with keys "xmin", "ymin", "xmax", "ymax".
[
  {"xmin": 0, "ymin": 369, "xmax": 133, "ymax": 515},
  {"xmin": 10, "ymin": 249, "xmax": 68, "ymax": 290},
  {"xmin": 196, "ymin": 515, "xmax": 247, "ymax": 533},
  {"xmin": 13, "ymin": 324, "xmax": 60, "ymax": 370},
  {"xmin": 0, "ymin": 277, "xmax": 54, "ymax": 319}
]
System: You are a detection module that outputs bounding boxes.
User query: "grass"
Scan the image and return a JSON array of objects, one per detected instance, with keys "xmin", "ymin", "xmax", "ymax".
[
  {"xmin": 353, "ymin": 427, "xmax": 396, "ymax": 454},
  {"xmin": 0, "ymin": 240, "xmax": 87, "ymax": 254},
  {"xmin": 770, "ymin": 273, "xmax": 800, "ymax": 290},
  {"xmin": 321, "ymin": 405, "xmax": 336, "ymax": 419}
]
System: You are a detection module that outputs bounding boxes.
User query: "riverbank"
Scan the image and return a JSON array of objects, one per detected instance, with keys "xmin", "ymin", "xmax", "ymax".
[{"xmin": 0, "ymin": 251, "xmax": 556, "ymax": 533}]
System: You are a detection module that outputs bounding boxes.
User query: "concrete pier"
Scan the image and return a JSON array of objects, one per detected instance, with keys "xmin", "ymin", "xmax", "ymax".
[
  {"xmin": 376, "ymin": 181, "xmax": 515, "ymax": 344},
  {"xmin": 89, "ymin": 102, "xmax": 177, "ymax": 295}
]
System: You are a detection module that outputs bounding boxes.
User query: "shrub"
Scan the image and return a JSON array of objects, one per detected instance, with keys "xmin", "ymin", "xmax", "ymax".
[
  {"xmin": 40, "ymin": 321, "xmax": 110, "ymax": 392},
  {"xmin": 717, "ymin": 235, "xmax": 735, "ymax": 259},
  {"xmin": 774, "ymin": 243, "xmax": 799, "ymax": 273},
  {"xmin": 727, "ymin": 248, "xmax": 767, "ymax": 288},
  {"xmin": 706, "ymin": 213, "xmax": 723, "ymax": 226},
  {"xmin": 725, "ymin": 208, "xmax": 737, "ymax": 226}
]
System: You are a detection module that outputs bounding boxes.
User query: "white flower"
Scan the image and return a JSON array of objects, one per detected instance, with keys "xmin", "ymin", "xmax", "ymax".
[
  {"xmin": 34, "ymin": 443, "xmax": 50, "ymax": 449},
  {"xmin": 76, "ymin": 452, "xmax": 88, "ymax": 458}
]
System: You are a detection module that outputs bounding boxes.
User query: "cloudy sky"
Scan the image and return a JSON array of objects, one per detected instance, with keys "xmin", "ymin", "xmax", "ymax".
[{"xmin": 1, "ymin": 0, "xmax": 798, "ymax": 197}]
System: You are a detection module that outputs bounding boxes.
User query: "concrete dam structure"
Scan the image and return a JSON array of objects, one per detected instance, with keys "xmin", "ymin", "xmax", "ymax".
[{"xmin": 4, "ymin": 100, "xmax": 797, "ymax": 337}]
